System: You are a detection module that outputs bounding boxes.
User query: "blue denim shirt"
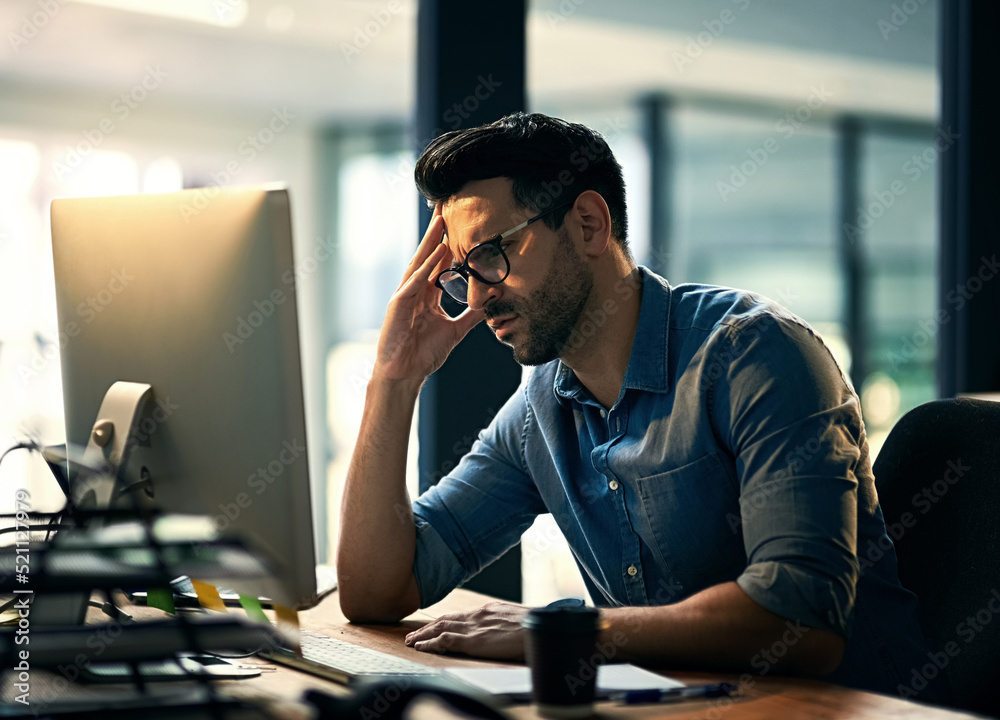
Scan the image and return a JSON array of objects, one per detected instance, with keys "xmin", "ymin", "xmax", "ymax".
[{"xmin": 412, "ymin": 267, "xmax": 942, "ymax": 698}]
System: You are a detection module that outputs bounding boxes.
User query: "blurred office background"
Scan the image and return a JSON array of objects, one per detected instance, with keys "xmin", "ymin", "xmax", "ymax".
[{"xmin": 0, "ymin": 0, "xmax": 938, "ymax": 604}]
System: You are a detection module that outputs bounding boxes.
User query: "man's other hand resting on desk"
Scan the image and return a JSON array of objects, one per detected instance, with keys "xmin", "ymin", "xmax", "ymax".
[
  {"xmin": 402, "ymin": 588, "xmax": 844, "ymax": 677},
  {"xmin": 336, "ymin": 113, "xmax": 945, "ymax": 701}
]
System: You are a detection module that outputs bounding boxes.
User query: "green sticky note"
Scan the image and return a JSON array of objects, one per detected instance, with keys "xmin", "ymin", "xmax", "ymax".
[
  {"xmin": 146, "ymin": 587, "xmax": 176, "ymax": 614},
  {"xmin": 238, "ymin": 594, "xmax": 269, "ymax": 625}
]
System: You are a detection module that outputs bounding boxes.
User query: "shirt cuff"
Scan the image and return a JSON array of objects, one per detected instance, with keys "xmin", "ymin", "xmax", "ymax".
[
  {"xmin": 412, "ymin": 515, "xmax": 468, "ymax": 608},
  {"xmin": 737, "ymin": 561, "xmax": 854, "ymax": 636}
]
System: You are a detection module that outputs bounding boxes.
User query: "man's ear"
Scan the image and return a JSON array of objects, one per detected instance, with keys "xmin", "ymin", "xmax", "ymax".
[{"xmin": 572, "ymin": 190, "xmax": 612, "ymax": 257}]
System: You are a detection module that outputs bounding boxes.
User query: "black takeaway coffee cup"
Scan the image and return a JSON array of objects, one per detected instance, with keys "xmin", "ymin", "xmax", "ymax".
[{"xmin": 522, "ymin": 604, "xmax": 603, "ymax": 718}]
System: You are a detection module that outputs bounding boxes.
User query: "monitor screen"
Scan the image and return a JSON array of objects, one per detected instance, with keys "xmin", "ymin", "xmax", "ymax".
[{"xmin": 50, "ymin": 185, "xmax": 319, "ymax": 609}]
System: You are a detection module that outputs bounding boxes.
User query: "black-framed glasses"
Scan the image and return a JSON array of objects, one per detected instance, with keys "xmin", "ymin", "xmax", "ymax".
[{"xmin": 434, "ymin": 201, "xmax": 573, "ymax": 305}]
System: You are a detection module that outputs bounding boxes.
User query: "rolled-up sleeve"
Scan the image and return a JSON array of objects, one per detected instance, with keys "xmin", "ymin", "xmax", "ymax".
[
  {"xmin": 713, "ymin": 313, "xmax": 863, "ymax": 636},
  {"xmin": 412, "ymin": 386, "xmax": 547, "ymax": 607}
]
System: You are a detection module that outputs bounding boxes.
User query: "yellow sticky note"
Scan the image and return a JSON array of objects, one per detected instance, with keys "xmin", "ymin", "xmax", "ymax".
[
  {"xmin": 274, "ymin": 603, "xmax": 301, "ymax": 655},
  {"xmin": 190, "ymin": 579, "xmax": 228, "ymax": 613}
]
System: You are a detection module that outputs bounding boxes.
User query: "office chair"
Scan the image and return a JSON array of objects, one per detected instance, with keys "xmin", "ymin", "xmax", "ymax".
[{"xmin": 872, "ymin": 397, "xmax": 1000, "ymax": 717}]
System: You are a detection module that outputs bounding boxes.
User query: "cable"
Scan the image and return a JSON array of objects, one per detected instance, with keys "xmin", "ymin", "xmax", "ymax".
[
  {"xmin": 89, "ymin": 598, "xmax": 135, "ymax": 624},
  {"xmin": 0, "ymin": 520, "xmax": 70, "ymax": 537},
  {"xmin": 0, "ymin": 442, "xmax": 50, "ymax": 618},
  {"xmin": 0, "ymin": 595, "xmax": 18, "ymax": 614},
  {"xmin": 0, "ymin": 440, "xmax": 38, "ymax": 470},
  {"xmin": 0, "ymin": 441, "xmax": 73, "ymax": 541}
]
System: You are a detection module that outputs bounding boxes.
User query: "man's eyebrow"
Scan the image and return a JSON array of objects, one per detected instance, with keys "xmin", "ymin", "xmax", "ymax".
[{"xmin": 448, "ymin": 224, "xmax": 492, "ymax": 262}]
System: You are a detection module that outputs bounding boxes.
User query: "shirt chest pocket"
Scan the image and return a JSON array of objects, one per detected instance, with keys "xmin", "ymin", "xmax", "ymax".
[{"xmin": 633, "ymin": 452, "xmax": 747, "ymax": 576}]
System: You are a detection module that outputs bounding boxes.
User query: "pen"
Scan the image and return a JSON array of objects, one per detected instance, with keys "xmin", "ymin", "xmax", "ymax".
[{"xmin": 613, "ymin": 682, "xmax": 740, "ymax": 705}]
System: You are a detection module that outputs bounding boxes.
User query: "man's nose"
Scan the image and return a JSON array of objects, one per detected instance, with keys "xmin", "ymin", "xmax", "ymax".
[{"xmin": 466, "ymin": 275, "xmax": 499, "ymax": 311}]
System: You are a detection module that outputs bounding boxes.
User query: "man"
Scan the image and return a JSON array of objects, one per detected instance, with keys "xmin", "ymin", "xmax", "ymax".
[{"xmin": 337, "ymin": 113, "xmax": 943, "ymax": 699}]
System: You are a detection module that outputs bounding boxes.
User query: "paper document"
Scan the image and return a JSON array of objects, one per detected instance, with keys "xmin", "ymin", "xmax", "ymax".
[{"xmin": 443, "ymin": 663, "xmax": 684, "ymax": 701}]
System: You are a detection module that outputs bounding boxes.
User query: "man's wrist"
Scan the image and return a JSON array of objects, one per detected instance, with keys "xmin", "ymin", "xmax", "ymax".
[{"xmin": 367, "ymin": 372, "xmax": 425, "ymax": 404}]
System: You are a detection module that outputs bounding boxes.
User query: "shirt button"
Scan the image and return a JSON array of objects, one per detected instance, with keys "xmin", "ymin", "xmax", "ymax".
[
  {"xmin": 609, "ymin": 480, "xmax": 619, "ymax": 491},
  {"xmin": 599, "ymin": 409, "xmax": 606, "ymax": 418},
  {"xmin": 627, "ymin": 565, "xmax": 638, "ymax": 577}
]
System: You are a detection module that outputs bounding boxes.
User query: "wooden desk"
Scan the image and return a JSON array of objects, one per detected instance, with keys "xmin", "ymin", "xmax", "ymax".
[
  {"xmin": 239, "ymin": 589, "xmax": 984, "ymax": 720},
  {"xmin": 1, "ymin": 589, "xmax": 986, "ymax": 719}
]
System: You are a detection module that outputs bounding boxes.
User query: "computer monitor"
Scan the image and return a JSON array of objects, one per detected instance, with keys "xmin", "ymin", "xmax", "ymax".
[{"xmin": 50, "ymin": 185, "xmax": 321, "ymax": 610}]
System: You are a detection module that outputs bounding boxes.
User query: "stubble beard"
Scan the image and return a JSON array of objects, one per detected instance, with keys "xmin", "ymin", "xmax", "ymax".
[{"xmin": 484, "ymin": 227, "xmax": 594, "ymax": 366}]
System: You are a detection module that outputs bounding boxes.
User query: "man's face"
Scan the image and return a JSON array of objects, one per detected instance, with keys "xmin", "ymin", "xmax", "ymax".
[{"xmin": 441, "ymin": 178, "xmax": 594, "ymax": 366}]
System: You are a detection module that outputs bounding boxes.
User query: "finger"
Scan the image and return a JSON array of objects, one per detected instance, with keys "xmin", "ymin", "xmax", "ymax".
[
  {"xmin": 404, "ymin": 614, "xmax": 474, "ymax": 646},
  {"xmin": 429, "ymin": 238, "xmax": 455, "ymax": 276},
  {"xmin": 396, "ymin": 243, "xmax": 448, "ymax": 300},
  {"xmin": 398, "ymin": 215, "xmax": 447, "ymax": 289},
  {"xmin": 410, "ymin": 215, "xmax": 446, "ymax": 275},
  {"xmin": 417, "ymin": 241, "xmax": 450, "ymax": 283},
  {"xmin": 453, "ymin": 306, "xmax": 485, "ymax": 340},
  {"xmin": 418, "ymin": 210, "xmax": 447, "ymax": 260},
  {"xmin": 404, "ymin": 617, "xmax": 461, "ymax": 644},
  {"xmin": 413, "ymin": 631, "xmax": 465, "ymax": 655}
]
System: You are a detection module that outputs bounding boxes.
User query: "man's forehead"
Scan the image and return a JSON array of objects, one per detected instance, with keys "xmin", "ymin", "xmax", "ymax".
[{"xmin": 441, "ymin": 189, "xmax": 515, "ymax": 255}]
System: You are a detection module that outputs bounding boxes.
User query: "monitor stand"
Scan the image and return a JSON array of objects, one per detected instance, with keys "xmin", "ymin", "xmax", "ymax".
[
  {"xmin": 74, "ymin": 380, "xmax": 153, "ymax": 512},
  {"xmin": 32, "ymin": 381, "xmax": 153, "ymax": 627},
  {"xmin": 39, "ymin": 381, "xmax": 256, "ymax": 681}
]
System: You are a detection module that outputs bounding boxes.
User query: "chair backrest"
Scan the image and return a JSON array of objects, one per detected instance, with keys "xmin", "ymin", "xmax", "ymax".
[{"xmin": 872, "ymin": 397, "xmax": 1000, "ymax": 717}]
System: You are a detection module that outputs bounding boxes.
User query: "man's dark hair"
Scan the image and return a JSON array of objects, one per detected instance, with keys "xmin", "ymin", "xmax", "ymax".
[{"xmin": 414, "ymin": 112, "xmax": 628, "ymax": 247}]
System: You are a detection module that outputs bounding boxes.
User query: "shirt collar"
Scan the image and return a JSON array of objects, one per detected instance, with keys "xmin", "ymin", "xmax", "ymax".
[{"xmin": 552, "ymin": 266, "xmax": 672, "ymax": 405}]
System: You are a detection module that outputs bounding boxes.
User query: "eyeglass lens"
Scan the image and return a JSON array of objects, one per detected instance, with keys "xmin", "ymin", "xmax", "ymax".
[{"xmin": 438, "ymin": 241, "xmax": 508, "ymax": 302}]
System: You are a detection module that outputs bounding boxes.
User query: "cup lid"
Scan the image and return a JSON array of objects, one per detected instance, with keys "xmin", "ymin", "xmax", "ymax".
[{"xmin": 522, "ymin": 605, "xmax": 600, "ymax": 632}]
